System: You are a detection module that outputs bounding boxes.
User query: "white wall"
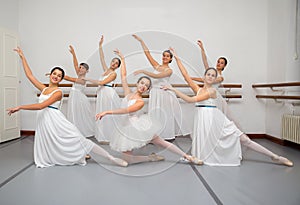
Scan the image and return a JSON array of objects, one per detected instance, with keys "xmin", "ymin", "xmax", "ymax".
[
  {"xmin": 264, "ymin": 0, "xmax": 300, "ymax": 137},
  {"xmin": 0, "ymin": 0, "xmax": 18, "ymax": 32},
  {"xmin": 13, "ymin": 0, "xmax": 298, "ymax": 137}
]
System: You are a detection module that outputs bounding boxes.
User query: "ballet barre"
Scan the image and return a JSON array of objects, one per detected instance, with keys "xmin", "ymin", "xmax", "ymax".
[
  {"xmin": 252, "ymin": 82, "xmax": 300, "ymax": 101},
  {"xmin": 40, "ymin": 83, "xmax": 243, "ymax": 99}
]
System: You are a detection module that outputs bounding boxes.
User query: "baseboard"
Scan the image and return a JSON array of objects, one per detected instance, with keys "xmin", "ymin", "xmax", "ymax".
[{"xmin": 20, "ymin": 130, "xmax": 35, "ymax": 136}]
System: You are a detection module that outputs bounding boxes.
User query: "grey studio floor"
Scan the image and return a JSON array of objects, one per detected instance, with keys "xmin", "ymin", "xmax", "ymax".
[{"xmin": 0, "ymin": 136, "xmax": 299, "ymax": 205}]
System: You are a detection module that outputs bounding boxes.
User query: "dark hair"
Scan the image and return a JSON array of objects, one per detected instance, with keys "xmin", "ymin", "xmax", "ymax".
[
  {"xmin": 50, "ymin": 67, "xmax": 65, "ymax": 79},
  {"xmin": 80, "ymin": 62, "xmax": 89, "ymax": 70},
  {"xmin": 137, "ymin": 76, "xmax": 152, "ymax": 90},
  {"xmin": 112, "ymin": 57, "xmax": 121, "ymax": 68},
  {"xmin": 218, "ymin": 57, "xmax": 228, "ymax": 70},
  {"xmin": 204, "ymin": 67, "xmax": 218, "ymax": 77},
  {"xmin": 163, "ymin": 50, "xmax": 173, "ymax": 63}
]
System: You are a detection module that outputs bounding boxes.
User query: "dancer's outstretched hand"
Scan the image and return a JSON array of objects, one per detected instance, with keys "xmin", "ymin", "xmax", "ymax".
[
  {"xmin": 95, "ymin": 111, "xmax": 107, "ymax": 121},
  {"xmin": 197, "ymin": 40, "xmax": 204, "ymax": 50},
  {"xmin": 7, "ymin": 107, "xmax": 20, "ymax": 116},
  {"xmin": 99, "ymin": 35, "xmax": 104, "ymax": 47},
  {"xmin": 113, "ymin": 49, "xmax": 124, "ymax": 58},
  {"xmin": 13, "ymin": 47, "xmax": 24, "ymax": 58},
  {"xmin": 69, "ymin": 45, "xmax": 75, "ymax": 54},
  {"xmin": 161, "ymin": 85, "xmax": 174, "ymax": 91},
  {"xmin": 132, "ymin": 34, "xmax": 143, "ymax": 42},
  {"xmin": 168, "ymin": 47, "xmax": 178, "ymax": 58}
]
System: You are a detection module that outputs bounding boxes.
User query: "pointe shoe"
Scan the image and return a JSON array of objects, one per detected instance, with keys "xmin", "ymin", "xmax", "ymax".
[
  {"xmin": 99, "ymin": 141, "xmax": 110, "ymax": 145},
  {"xmin": 112, "ymin": 158, "xmax": 128, "ymax": 167},
  {"xmin": 148, "ymin": 153, "xmax": 165, "ymax": 162},
  {"xmin": 85, "ymin": 155, "xmax": 91, "ymax": 160},
  {"xmin": 185, "ymin": 155, "xmax": 203, "ymax": 165},
  {"xmin": 272, "ymin": 156, "xmax": 293, "ymax": 167}
]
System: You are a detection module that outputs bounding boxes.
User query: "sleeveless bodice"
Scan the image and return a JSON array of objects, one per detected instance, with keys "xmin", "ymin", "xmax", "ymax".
[{"xmin": 39, "ymin": 88, "xmax": 62, "ymax": 109}]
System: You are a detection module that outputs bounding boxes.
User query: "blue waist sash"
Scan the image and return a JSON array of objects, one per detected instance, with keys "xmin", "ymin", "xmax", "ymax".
[
  {"xmin": 48, "ymin": 105, "xmax": 58, "ymax": 110},
  {"xmin": 195, "ymin": 105, "xmax": 216, "ymax": 108}
]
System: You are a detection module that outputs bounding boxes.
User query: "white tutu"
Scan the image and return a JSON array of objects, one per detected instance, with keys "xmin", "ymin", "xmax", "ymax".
[
  {"xmin": 110, "ymin": 96, "xmax": 165, "ymax": 152},
  {"xmin": 67, "ymin": 83, "xmax": 95, "ymax": 137},
  {"xmin": 34, "ymin": 88, "xmax": 95, "ymax": 168}
]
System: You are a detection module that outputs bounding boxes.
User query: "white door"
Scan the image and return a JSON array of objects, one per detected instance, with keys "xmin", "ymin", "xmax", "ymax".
[{"xmin": 0, "ymin": 27, "xmax": 20, "ymax": 143}]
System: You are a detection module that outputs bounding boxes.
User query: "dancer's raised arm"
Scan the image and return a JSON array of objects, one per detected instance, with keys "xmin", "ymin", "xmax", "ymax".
[
  {"xmin": 114, "ymin": 49, "xmax": 131, "ymax": 96},
  {"xmin": 197, "ymin": 40, "xmax": 209, "ymax": 69},
  {"xmin": 99, "ymin": 35, "xmax": 109, "ymax": 72},
  {"xmin": 68, "ymin": 45, "xmax": 80, "ymax": 74},
  {"xmin": 132, "ymin": 34, "xmax": 159, "ymax": 69},
  {"xmin": 169, "ymin": 48, "xmax": 199, "ymax": 94},
  {"xmin": 14, "ymin": 47, "xmax": 46, "ymax": 91}
]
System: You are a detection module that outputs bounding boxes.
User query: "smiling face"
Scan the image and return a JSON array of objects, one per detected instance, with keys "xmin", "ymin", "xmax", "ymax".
[
  {"xmin": 78, "ymin": 65, "xmax": 88, "ymax": 76},
  {"xmin": 50, "ymin": 68, "xmax": 64, "ymax": 84},
  {"xmin": 110, "ymin": 58, "xmax": 121, "ymax": 70},
  {"xmin": 136, "ymin": 77, "xmax": 151, "ymax": 94},
  {"xmin": 216, "ymin": 57, "xmax": 227, "ymax": 71},
  {"xmin": 162, "ymin": 51, "xmax": 173, "ymax": 64},
  {"xmin": 203, "ymin": 68, "xmax": 217, "ymax": 85}
]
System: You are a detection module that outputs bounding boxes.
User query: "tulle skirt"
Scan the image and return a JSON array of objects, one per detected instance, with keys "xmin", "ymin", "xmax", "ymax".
[
  {"xmin": 95, "ymin": 86, "xmax": 121, "ymax": 142},
  {"xmin": 192, "ymin": 107, "xmax": 242, "ymax": 166},
  {"xmin": 67, "ymin": 88, "xmax": 95, "ymax": 137},
  {"xmin": 34, "ymin": 108, "xmax": 95, "ymax": 168},
  {"xmin": 110, "ymin": 111, "xmax": 165, "ymax": 152}
]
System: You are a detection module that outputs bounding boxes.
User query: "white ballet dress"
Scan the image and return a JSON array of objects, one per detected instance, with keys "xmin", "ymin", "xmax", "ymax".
[
  {"xmin": 34, "ymin": 88, "xmax": 95, "ymax": 168},
  {"xmin": 67, "ymin": 82, "xmax": 95, "ymax": 137},
  {"xmin": 148, "ymin": 69, "xmax": 191, "ymax": 140},
  {"xmin": 110, "ymin": 95, "xmax": 165, "ymax": 152},
  {"xmin": 192, "ymin": 88, "xmax": 242, "ymax": 166},
  {"xmin": 95, "ymin": 73, "xmax": 120, "ymax": 142}
]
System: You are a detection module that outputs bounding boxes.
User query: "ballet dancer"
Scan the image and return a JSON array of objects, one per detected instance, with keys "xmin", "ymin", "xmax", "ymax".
[
  {"xmin": 191, "ymin": 40, "xmax": 227, "ymax": 84},
  {"xmin": 132, "ymin": 34, "xmax": 191, "ymax": 140},
  {"xmin": 84, "ymin": 35, "xmax": 121, "ymax": 144},
  {"xmin": 7, "ymin": 47, "xmax": 127, "ymax": 168},
  {"xmin": 62, "ymin": 45, "xmax": 95, "ymax": 137},
  {"xmin": 163, "ymin": 47, "xmax": 293, "ymax": 167},
  {"xmin": 96, "ymin": 49, "xmax": 202, "ymax": 165}
]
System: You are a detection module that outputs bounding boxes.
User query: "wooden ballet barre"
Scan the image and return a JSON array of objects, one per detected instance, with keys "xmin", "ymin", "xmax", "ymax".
[
  {"xmin": 256, "ymin": 95, "xmax": 300, "ymax": 100},
  {"xmin": 44, "ymin": 83, "xmax": 242, "ymax": 88},
  {"xmin": 252, "ymin": 82, "xmax": 300, "ymax": 88},
  {"xmin": 37, "ymin": 93, "xmax": 242, "ymax": 99}
]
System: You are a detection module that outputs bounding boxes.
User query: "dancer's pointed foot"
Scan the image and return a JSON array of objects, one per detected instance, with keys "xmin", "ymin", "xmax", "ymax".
[
  {"xmin": 112, "ymin": 157, "xmax": 128, "ymax": 167},
  {"xmin": 185, "ymin": 155, "xmax": 203, "ymax": 165},
  {"xmin": 148, "ymin": 153, "xmax": 165, "ymax": 162},
  {"xmin": 99, "ymin": 141, "xmax": 110, "ymax": 145},
  {"xmin": 85, "ymin": 155, "xmax": 91, "ymax": 160},
  {"xmin": 272, "ymin": 155, "xmax": 293, "ymax": 167}
]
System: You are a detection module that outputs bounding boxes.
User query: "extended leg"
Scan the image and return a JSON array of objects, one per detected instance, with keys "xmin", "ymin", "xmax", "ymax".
[{"xmin": 240, "ymin": 134, "xmax": 293, "ymax": 167}]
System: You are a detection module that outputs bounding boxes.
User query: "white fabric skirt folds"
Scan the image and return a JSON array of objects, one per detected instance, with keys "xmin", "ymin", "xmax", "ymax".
[
  {"xmin": 34, "ymin": 107, "xmax": 95, "ymax": 168},
  {"xmin": 148, "ymin": 87, "xmax": 191, "ymax": 140},
  {"xmin": 95, "ymin": 86, "xmax": 121, "ymax": 142},
  {"xmin": 192, "ymin": 107, "xmax": 242, "ymax": 166},
  {"xmin": 67, "ymin": 87, "xmax": 95, "ymax": 137}
]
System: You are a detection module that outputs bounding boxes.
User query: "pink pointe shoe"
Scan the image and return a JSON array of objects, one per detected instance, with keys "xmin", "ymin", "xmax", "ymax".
[
  {"xmin": 148, "ymin": 153, "xmax": 165, "ymax": 162},
  {"xmin": 185, "ymin": 155, "xmax": 203, "ymax": 165},
  {"xmin": 271, "ymin": 155, "xmax": 293, "ymax": 167},
  {"xmin": 112, "ymin": 157, "xmax": 128, "ymax": 167}
]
